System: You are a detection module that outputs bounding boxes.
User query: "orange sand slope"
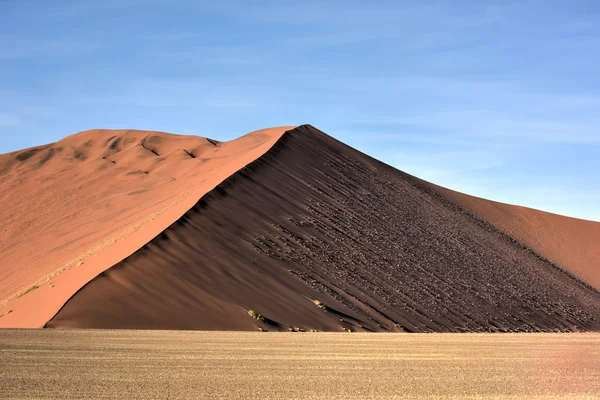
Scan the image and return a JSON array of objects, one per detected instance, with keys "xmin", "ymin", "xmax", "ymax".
[
  {"xmin": 0, "ymin": 127, "xmax": 293, "ymax": 327},
  {"xmin": 434, "ymin": 186, "xmax": 600, "ymax": 290}
]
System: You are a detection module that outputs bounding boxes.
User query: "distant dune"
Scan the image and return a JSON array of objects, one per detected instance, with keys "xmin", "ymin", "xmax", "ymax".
[
  {"xmin": 434, "ymin": 187, "xmax": 600, "ymax": 290},
  {"xmin": 1, "ymin": 125, "xmax": 599, "ymax": 331}
]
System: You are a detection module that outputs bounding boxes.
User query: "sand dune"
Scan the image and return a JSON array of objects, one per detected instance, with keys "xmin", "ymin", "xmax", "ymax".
[
  {"xmin": 1, "ymin": 125, "xmax": 599, "ymax": 330},
  {"xmin": 37, "ymin": 125, "xmax": 600, "ymax": 332},
  {"xmin": 0, "ymin": 127, "xmax": 292, "ymax": 327}
]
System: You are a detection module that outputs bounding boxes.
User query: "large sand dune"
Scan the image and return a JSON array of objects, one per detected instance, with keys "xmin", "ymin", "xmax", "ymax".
[{"xmin": 1, "ymin": 125, "xmax": 599, "ymax": 330}]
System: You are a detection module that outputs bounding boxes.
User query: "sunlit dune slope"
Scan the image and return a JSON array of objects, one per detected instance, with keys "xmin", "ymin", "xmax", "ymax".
[{"xmin": 0, "ymin": 127, "xmax": 292, "ymax": 327}]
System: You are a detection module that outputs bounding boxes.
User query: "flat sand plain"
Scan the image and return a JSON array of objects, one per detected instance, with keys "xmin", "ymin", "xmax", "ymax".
[{"xmin": 1, "ymin": 331, "xmax": 599, "ymax": 399}]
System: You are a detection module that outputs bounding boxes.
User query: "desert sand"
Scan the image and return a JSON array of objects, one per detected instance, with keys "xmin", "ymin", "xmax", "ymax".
[
  {"xmin": 0, "ymin": 127, "xmax": 293, "ymax": 327},
  {"xmin": 434, "ymin": 186, "xmax": 600, "ymax": 290},
  {"xmin": 2, "ymin": 330, "xmax": 599, "ymax": 399},
  {"xmin": 1, "ymin": 124, "xmax": 599, "ymax": 331}
]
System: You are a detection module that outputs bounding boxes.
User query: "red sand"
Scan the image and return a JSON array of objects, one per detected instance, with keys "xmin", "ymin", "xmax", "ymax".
[
  {"xmin": 432, "ymin": 187, "xmax": 600, "ymax": 290},
  {"xmin": 1, "ymin": 125, "xmax": 599, "ymax": 331},
  {"xmin": 0, "ymin": 127, "xmax": 293, "ymax": 327}
]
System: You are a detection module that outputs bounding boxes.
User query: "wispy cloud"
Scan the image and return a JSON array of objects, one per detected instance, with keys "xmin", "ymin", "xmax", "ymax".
[
  {"xmin": 43, "ymin": 0, "xmax": 165, "ymax": 19},
  {"xmin": 79, "ymin": 78, "xmax": 275, "ymax": 110},
  {"xmin": 302, "ymin": 73, "xmax": 600, "ymax": 146},
  {"xmin": 359, "ymin": 111, "xmax": 600, "ymax": 145},
  {"xmin": 144, "ymin": 48, "xmax": 260, "ymax": 66},
  {"xmin": 0, "ymin": 112, "xmax": 21, "ymax": 128},
  {"xmin": 0, "ymin": 38, "xmax": 89, "ymax": 60}
]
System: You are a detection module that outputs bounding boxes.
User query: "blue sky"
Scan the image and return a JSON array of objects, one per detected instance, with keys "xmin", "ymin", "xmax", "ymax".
[{"xmin": 1, "ymin": 0, "xmax": 599, "ymax": 221}]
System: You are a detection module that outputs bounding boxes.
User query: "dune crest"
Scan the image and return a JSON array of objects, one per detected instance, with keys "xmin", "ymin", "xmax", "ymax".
[{"xmin": 0, "ymin": 126, "xmax": 294, "ymax": 327}]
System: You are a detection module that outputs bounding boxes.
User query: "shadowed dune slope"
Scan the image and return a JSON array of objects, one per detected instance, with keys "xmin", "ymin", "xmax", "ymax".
[{"xmin": 47, "ymin": 125, "xmax": 600, "ymax": 332}]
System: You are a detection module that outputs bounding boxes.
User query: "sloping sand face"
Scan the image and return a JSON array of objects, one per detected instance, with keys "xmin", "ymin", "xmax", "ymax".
[
  {"xmin": 45, "ymin": 125, "xmax": 600, "ymax": 332},
  {"xmin": 0, "ymin": 127, "xmax": 293, "ymax": 327},
  {"xmin": 432, "ymin": 187, "xmax": 600, "ymax": 290}
]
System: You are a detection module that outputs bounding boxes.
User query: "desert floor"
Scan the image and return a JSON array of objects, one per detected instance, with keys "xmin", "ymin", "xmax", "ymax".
[{"xmin": 1, "ymin": 331, "xmax": 599, "ymax": 399}]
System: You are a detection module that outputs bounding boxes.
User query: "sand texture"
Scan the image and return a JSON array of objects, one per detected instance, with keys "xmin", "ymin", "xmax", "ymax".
[
  {"xmin": 1, "ymin": 330, "xmax": 599, "ymax": 399},
  {"xmin": 0, "ymin": 127, "xmax": 292, "ymax": 327},
  {"xmin": 42, "ymin": 125, "xmax": 600, "ymax": 332},
  {"xmin": 434, "ymin": 186, "xmax": 600, "ymax": 290}
]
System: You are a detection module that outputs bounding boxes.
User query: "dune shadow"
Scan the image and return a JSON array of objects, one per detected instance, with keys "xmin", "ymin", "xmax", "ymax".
[{"xmin": 260, "ymin": 315, "xmax": 282, "ymax": 328}]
